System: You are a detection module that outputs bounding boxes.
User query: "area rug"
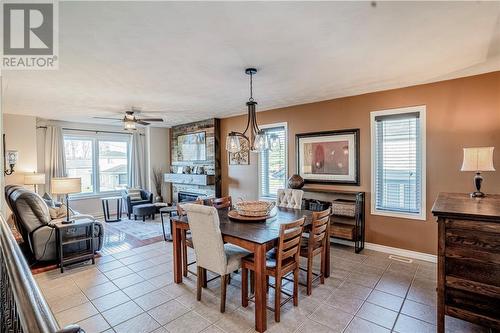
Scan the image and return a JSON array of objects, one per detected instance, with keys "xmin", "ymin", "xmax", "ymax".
[{"xmin": 108, "ymin": 218, "xmax": 165, "ymax": 240}]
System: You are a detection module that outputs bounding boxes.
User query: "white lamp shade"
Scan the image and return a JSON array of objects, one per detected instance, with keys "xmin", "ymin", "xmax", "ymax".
[
  {"xmin": 226, "ymin": 134, "xmax": 241, "ymax": 153},
  {"xmin": 461, "ymin": 147, "xmax": 496, "ymax": 172},
  {"xmin": 51, "ymin": 177, "xmax": 82, "ymax": 194},
  {"xmin": 24, "ymin": 173, "xmax": 46, "ymax": 185}
]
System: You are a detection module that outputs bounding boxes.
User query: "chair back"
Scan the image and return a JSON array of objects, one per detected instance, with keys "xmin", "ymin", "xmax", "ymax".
[
  {"xmin": 184, "ymin": 204, "xmax": 227, "ymax": 275},
  {"xmin": 212, "ymin": 196, "xmax": 232, "ymax": 210},
  {"xmin": 276, "ymin": 189, "xmax": 304, "ymax": 209},
  {"xmin": 308, "ymin": 207, "xmax": 331, "ymax": 250},
  {"xmin": 177, "ymin": 199, "xmax": 203, "ymax": 216},
  {"xmin": 276, "ymin": 217, "xmax": 305, "ymax": 269}
]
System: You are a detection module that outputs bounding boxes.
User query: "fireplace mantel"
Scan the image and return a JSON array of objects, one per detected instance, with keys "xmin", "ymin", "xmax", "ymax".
[{"xmin": 164, "ymin": 173, "xmax": 215, "ymax": 186}]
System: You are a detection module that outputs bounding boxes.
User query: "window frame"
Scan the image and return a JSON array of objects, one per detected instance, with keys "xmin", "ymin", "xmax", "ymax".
[
  {"xmin": 258, "ymin": 122, "xmax": 288, "ymax": 200},
  {"xmin": 63, "ymin": 131, "xmax": 131, "ymax": 198},
  {"xmin": 370, "ymin": 106, "xmax": 426, "ymax": 220}
]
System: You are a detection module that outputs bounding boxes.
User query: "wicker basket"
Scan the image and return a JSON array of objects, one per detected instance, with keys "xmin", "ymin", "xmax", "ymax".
[
  {"xmin": 234, "ymin": 200, "xmax": 275, "ymax": 217},
  {"xmin": 331, "ymin": 199, "xmax": 356, "ymax": 217}
]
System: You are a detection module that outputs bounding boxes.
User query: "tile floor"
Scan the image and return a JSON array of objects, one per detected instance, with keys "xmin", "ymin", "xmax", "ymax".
[{"xmin": 34, "ymin": 241, "xmax": 489, "ymax": 333}]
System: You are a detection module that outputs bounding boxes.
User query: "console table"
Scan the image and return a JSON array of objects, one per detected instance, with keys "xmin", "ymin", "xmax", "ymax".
[{"xmin": 432, "ymin": 193, "xmax": 500, "ymax": 332}]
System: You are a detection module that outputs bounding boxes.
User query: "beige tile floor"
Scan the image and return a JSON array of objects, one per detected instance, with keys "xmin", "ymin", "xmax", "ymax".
[{"xmin": 35, "ymin": 241, "xmax": 489, "ymax": 333}]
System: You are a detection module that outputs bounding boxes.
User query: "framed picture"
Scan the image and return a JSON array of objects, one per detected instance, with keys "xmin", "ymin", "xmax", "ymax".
[
  {"xmin": 229, "ymin": 137, "xmax": 250, "ymax": 165},
  {"xmin": 177, "ymin": 131, "xmax": 206, "ymax": 161},
  {"xmin": 296, "ymin": 129, "xmax": 360, "ymax": 185}
]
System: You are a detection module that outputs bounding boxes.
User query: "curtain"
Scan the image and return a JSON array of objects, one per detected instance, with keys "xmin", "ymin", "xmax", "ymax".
[
  {"xmin": 44, "ymin": 125, "xmax": 66, "ymax": 196},
  {"xmin": 130, "ymin": 132, "xmax": 146, "ymax": 188}
]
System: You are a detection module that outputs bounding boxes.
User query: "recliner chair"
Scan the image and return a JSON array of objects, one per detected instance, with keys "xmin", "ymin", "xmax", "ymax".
[{"xmin": 5, "ymin": 185, "xmax": 104, "ymax": 262}]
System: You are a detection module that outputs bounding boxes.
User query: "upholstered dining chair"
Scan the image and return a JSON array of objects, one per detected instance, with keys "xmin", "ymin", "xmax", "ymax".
[
  {"xmin": 276, "ymin": 189, "xmax": 304, "ymax": 209},
  {"xmin": 300, "ymin": 207, "xmax": 330, "ymax": 295},
  {"xmin": 184, "ymin": 204, "xmax": 250, "ymax": 312},
  {"xmin": 177, "ymin": 199, "xmax": 204, "ymax": 277},
  {"xmin": 241, "ymin": 217, "xmax": 305, "ymax": 322}
]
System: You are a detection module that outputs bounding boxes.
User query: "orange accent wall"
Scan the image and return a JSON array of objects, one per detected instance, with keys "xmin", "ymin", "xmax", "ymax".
[{"xmin": 220, "ymin": 71, "xmax": 500, "ymax": 255}]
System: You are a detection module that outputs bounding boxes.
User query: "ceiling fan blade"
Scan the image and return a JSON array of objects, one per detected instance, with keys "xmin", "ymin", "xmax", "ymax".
[
  {"xmin": 137, "ymin": 121, "xmax": 150, "ymax": 126},
  {"xmin": 138, "ymin": 118, "xmax": 164, "ymax": 122},
  {"xmin": 92, "ymin": 117, "xmax": 122, "ymax": 121}
]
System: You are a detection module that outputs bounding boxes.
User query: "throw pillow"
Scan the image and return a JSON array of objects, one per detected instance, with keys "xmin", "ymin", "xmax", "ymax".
[
  {"xmin": 128, "ymin": 188, "xmax": 142, "ymax": 201},
  {"xmin": 42, "ymin": 192, "xmax": 56, "ymax": 208},
  {"xmin": 49, "ymin": 204, "xmax": 68, "ymax": 219}
]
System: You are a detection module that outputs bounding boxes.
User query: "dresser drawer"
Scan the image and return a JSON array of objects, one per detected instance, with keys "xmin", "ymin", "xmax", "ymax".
[
  {"xmin": 445, "ymin": 219, "xmax": 500, "ymax": 234},
  {"xmin": 446, "ymin": 228, "xmax": 500, "ymax": 254},
  {"xmin": 446, "ymin": 287, "xmax": 500, "ymax": 323},
  {"xmin": 446, "ymin": 257, "xmax": 500, "ymax": 287}
]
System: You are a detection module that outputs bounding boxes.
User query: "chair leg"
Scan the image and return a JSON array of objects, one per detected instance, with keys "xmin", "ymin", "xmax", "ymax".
[
  {"xmin": 320, "ymin": 249, "xmax": 325, "ymax": 284},
  {"xmin": 275, "ymin": 274, "xmax": 281, "ymax": 322},
  {"xmin": 202, "ymin": 268, "xmax": 207, "ymax": 288},
  {"xmin": 250, "ymin": 271, "xmax": 255, "ymax": 294},
  {"xmin": 307, "ymin": 254, "xmax": 313, "ymax": 296},
  {"xmin": 197, "ymin": 266, "xmax": 203, "ymax": 301},
  {"xmin": 266, "ymin": 276, "xmax": 269, "ymax": 292},
  {"xmin": 241, "ymin": 267, "xmax": 248, "ymax": 307},
  {"xmin": 181, "ymin": 231, "xmax": 188, "ymax": 277},
  {"xmin": 220, "ymin": 274, "xmax": 228, "ymax": 313},
  {"xmin": 293, "ymin": 267, "xmax": 299, "ymax": 307}
]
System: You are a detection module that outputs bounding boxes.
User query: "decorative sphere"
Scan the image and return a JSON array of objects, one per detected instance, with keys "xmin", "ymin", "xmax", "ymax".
[{"xmin": 288, "ymin": 174, "xmax": 305, "ymax": 189}]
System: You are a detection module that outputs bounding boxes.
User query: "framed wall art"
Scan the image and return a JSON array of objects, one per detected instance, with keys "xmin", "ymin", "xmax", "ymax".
[{"xmin": 296, "ymin": 129, "xmax": 360, "ymax": 185}]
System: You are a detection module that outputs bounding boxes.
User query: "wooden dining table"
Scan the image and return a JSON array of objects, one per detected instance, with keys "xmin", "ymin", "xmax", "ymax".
[{"xmin": 170, "ymin": 206, "xmax": 331, "ymax": 333}]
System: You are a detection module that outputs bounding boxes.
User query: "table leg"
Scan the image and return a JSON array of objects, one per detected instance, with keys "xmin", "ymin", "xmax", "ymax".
[
  {"xmin": 254, "ymin": 244, "xmax": 267, "ymax": 333},
  {"xmin": 173, "ymin": 220, "xmax": 183, "ymax": 283},
  {"xmin": 160, "ymin": 212, "xmax": 167, "ymax": 241}
]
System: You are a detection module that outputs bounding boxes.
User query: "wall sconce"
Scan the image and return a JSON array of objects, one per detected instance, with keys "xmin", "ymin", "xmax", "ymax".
[{"xmin": 3, "ymin": 134, "xmax": 18, "ymax": 176}]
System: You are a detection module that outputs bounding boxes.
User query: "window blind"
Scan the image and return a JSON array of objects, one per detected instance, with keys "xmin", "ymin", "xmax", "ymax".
[
  {"xmin": 259, "ymin": 126, "xmax": 287, "ymax": 198},
  {"xmin": 374, "ymin": 112, "xmax": 422, "ymax": 215}
]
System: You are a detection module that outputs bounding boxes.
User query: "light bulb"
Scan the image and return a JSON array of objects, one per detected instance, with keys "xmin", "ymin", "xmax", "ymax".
[{"xmin": 124, "ymin": 121, "xmax": 137, "ymax": 131}]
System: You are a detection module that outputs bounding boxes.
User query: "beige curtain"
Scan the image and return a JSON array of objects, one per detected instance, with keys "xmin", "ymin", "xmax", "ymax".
[
  {"xmin": 130, "ymin": 132, "xmax": 146, "ymax": 188},
  {"xmin": 44, "ymin": 126, "xmax": 66, "ymax": 195}
]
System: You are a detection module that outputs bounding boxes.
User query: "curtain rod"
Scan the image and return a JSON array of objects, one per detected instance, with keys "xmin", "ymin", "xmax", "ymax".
[{"xmin": 36, "ymin": 126, "xmax": 145, "ymax": 136}]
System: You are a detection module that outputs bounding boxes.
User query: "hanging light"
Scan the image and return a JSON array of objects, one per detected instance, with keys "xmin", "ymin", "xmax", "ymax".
[
  {"xmin": 225, "ymin": 68, "xmax": 271, "ymax": 153},
  {"xmin": 123, "ymin": 120, "xmax": 137, "ymax": 131}
]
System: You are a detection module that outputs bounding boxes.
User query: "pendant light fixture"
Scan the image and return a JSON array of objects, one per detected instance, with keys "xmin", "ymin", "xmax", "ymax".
[{"xmin": 226, "ymin": 68, "xmax": 279, "ymax": 153}]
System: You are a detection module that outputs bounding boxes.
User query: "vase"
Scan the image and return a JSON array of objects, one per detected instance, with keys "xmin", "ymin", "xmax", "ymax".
[
  {"xmin": 155, "ymin": 195, "xmax": 163, "ymax": 203},
  {"xmin": 288, "ymin": 174, "xmax": 305, "ymax": 189}
]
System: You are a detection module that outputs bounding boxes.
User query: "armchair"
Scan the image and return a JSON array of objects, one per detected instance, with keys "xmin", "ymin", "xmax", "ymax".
[{"xmin": 122, "ymin": 189, "xmax": 153, "ymax": 219}]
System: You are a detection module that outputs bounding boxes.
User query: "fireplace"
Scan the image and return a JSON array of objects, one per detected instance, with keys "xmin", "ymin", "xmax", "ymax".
[{"xmin": 178, "ymin": 191, "xmax": 204, "ymax": 202}]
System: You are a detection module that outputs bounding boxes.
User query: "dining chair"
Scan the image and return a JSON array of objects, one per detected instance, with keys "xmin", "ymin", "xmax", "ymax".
[
  {"xmin": 300, "ymin": 207, "xmax": 331, "ymax": 295},
  {"xmin": 184, "ymin": 204, "xmax": 250, "ymax": 312},
  {"xmin": 241, "ymin": 217, "xmax": 305, "ymax": 322},
  {"xmin": 212, "ymin": 196, "xmax": 232, "ymax": 210},
  {"xmin": 276, "ymin": 189, "xmax": 304, "ymax": 209},
  {"xmin": 177, "ymin": 199, "xmax": 204, "ymax": 277}
]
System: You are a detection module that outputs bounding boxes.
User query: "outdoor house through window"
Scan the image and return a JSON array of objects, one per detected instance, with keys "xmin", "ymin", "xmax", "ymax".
[
  {"xmin": 371, "ymin": 106, "xmax": 426, "ymax": 220},
  {"xmin": 259, "ymin": 124, "xmax": 287, "ymax": 199},
  {"xmin": 64, "ymin": 132, "xmax": 131, "ymax": 196}
]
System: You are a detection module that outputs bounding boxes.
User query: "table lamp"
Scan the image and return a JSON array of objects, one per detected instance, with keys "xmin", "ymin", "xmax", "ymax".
[
  {"xmin": 24, "ymin": 172, "xmax": 46, "ymax": 193},
  {"xmin": 51, "ymin": 177, "xmax": 82, "ymax": 224},
  {"xmin": 461, "ymin": 147, "xmax": 495, "ymax": 197}
]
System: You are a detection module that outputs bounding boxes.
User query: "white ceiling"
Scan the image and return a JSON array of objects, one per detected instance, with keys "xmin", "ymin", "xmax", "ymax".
[{"xmin": 3, "ymin": 1, "xmax": 500, "ymax": 127}]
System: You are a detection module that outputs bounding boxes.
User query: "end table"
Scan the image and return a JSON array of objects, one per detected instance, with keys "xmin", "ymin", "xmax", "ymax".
[{"xmin": 55, "ymin": 218, "xmax": 96, "ymax": 273}]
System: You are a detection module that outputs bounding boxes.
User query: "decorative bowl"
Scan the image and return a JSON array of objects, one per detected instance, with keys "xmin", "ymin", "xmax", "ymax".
[{"xmin": 234, "ymin": 200, "xmax": 275, "ymax": 217}]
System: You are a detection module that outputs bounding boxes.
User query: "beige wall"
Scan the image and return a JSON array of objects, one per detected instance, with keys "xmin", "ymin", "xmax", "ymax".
[
  {"xmin": 221, "ymin": 71, "xmax": 500, "ymax": 255},
  {"xmin": 3, "ymin": 113, "xmax": 38, "ymax": 186},
  {"xmin": 147, "ymin": 127, "xmax": 171, "ymax": 202}
]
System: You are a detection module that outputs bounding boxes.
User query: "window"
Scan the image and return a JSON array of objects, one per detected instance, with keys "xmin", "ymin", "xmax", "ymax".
[
  {"xmin": 64, "ymin": 133, "xmax": 131, "ymax": 196},
  {"xmin": 371, "ymin": 106, "xmax": 426, "ymax": 220},
  {"xmin": 259, "ymin": 124, "xmax": 287, "ymax": 199}
]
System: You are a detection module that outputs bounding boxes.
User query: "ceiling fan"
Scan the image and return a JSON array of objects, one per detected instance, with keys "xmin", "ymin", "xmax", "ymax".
[{"xmin": 93, "ymin": 108, "xmax": 164, "ymax": 130}]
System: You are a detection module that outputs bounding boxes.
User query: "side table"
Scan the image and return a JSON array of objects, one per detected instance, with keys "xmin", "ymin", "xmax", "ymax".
[
  {"xmin": 159, "ymin": 205, "xmax": 177, "ymax": 241},
  {"xmin": 101, "ymin": 196, "xmax": 122, "ymax": 222},
  {"xmin": 55, "ymin": 219, "xmax": 96, "ymax": 273}
]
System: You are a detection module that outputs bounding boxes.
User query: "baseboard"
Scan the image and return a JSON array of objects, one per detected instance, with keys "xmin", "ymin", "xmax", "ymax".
[{"xmin": 332, "ymin": 239, "xmax": 437, "ymax": 263}]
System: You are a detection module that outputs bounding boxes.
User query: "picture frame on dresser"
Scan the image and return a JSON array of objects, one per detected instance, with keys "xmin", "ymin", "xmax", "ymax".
[{"xmin": 296, "ymin": 129, "xmax": 360, "ymax": 185}]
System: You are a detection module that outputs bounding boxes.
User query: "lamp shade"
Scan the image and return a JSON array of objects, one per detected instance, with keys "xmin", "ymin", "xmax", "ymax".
[
  {"xmin": 461, "ymin": 147, "xmax": 496, "ymax": 172},
  {"xmin": 24, "ymin": 173, "xmax": 46, "ymax": 185},
  {"xmin": 51, "ymin": 177, "xmax": 82, "ymax": 194}
]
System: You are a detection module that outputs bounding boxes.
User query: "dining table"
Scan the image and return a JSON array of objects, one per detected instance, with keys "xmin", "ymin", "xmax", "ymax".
[{"xmin": 170, "ymin": 206, "xmax": 331, "ymax": 333}]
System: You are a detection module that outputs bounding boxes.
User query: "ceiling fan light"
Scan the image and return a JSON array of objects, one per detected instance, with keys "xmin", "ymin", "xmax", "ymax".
[
  {"xmin": 124, "ymin": 121, "xmax": 137, "ymax": 131},
  {"xmin": 226, "ymin": 133, "xmax": 241, "ymax": 153}
]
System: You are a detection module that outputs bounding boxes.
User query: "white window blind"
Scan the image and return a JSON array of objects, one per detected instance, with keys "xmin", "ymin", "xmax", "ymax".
[
  {"xmin": 259, "ymin": 125, "xmax": 287, "ymax": 198},
  {"xmin": 372, "ymin": 109, "xmax": 425, "ymax": 218}
]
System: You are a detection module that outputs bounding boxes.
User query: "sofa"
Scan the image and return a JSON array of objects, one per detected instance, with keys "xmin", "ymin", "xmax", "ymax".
[
  {"xmin": 122, "ymin": 189, "xmax": 153, "ymax": 219},
  {"xmin": 5, "ymin": 185, "xmax": 104, "ymax": 262}
]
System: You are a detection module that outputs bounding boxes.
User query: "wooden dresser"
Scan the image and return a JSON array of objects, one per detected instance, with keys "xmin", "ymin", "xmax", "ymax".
[{"xmin": 432, "ymin": 193, "xmax": 500, "ymax": 332}]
